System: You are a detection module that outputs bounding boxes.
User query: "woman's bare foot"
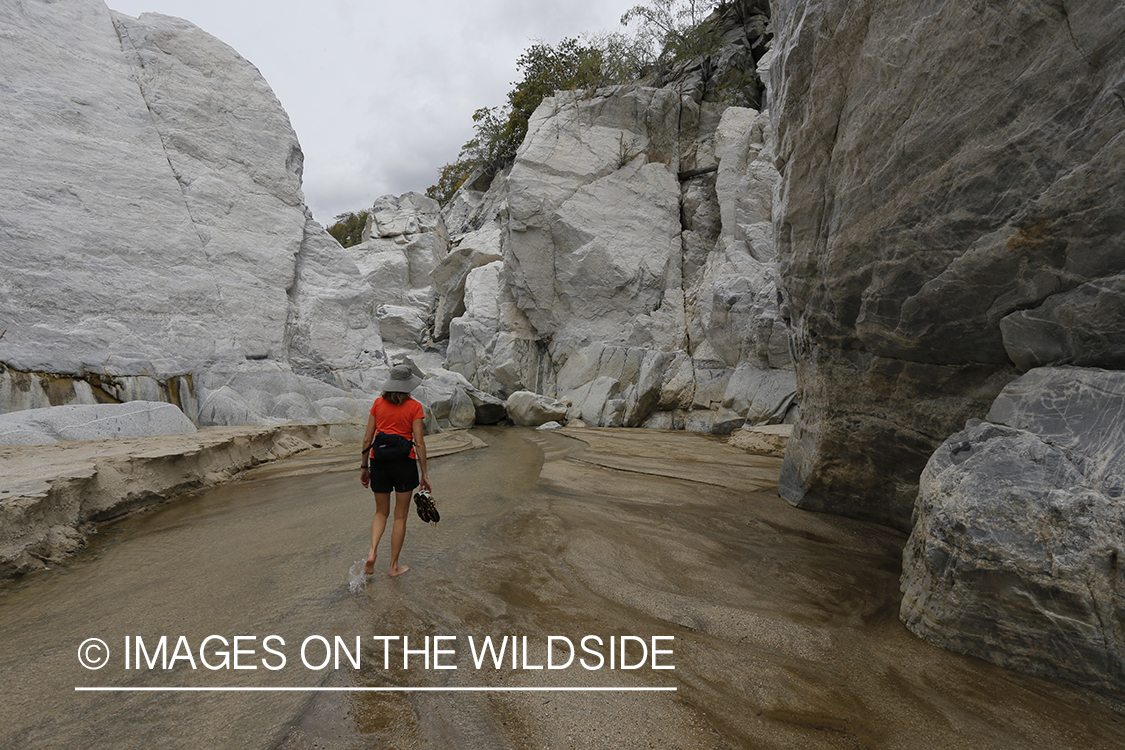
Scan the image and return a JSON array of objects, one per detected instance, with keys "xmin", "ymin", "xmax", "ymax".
[
  {"xmin": 389, "ymin": 564, "xmax": 410, "ymax": 578},
  {"xmin": 364, "ymin": 553, "xmax": 376, "ymax": 576}
]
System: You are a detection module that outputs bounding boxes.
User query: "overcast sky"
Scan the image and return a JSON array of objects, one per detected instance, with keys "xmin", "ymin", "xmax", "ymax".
[{"xmin": 109, "ymin": 0, "xmax": 643, "ymax": 225}]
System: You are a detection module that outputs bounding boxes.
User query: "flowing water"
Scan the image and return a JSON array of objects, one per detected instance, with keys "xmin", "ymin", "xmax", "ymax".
[{"xmin": 2, "ymin": 427, "xmax": 1123, "ymax": 749}]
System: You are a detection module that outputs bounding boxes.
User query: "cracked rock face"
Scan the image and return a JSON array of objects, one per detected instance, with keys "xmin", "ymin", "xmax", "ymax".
[
  {"xmin": 901, "ymin": 367, "xmax": 1125, "ymax": 692},
  {"xmin": 0, "ymin": 0, "xmax": 385, "ymax": 425},
  {"xmin": 771, "ymin": 0, "xmax": 1125, "ymax": 529},
  {"xmin": 442, "ymin": 82, "xmax": 794, "ymax": 431},
  {"xmin": 348, "ymin": 192, "xmax": 449, "ymax": 355}
]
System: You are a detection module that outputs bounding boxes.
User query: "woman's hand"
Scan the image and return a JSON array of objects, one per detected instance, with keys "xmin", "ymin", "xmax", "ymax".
[
  {"xmin": 360, "ymin": 467, "xmax": 370, "ymax": 489},
  {"xmin": 420, "ymin": 473, "xmax": 432, "ymax": 491}
]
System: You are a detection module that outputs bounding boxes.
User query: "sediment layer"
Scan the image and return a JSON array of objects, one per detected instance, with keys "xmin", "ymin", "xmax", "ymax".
[{"xmin": 0, "ymin": 424, "xmax": 336, "ymax": 578}]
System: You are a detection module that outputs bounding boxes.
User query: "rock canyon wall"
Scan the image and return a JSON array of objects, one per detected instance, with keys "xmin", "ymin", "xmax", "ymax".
[
  {"xmin": 3, "ymin": 0, "xmax": 1124, "ymax": 694},
  {"xmin": 0, "ymin": 0, "xmax": 388, "ymax": 428},
  {"xmin": 770, "ymin": 0, "xmax": 1125, "ymax": 530},
  {"xmin": 433, "ymin": 4, "xmax": 793, "ymax": 434},
  {"xmin": 770, "ymin": 0, "xmax": 1125, "ymax": 690}
]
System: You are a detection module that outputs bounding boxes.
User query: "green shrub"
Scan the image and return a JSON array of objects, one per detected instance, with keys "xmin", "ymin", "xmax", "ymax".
[
  {"xmin": 426, "ymin": 33, "xmax": 649, "ymax": 205},
  {"xmin": 427, "ymin": 1, "xmax": 727, "ymax": 205},
  {"xmin": 327, "ymin": 210, "xmax": 369, "ymax": 248},
  {"xmin": 621, "ymin": 0, "xmax": 724, "ymax": 77}
]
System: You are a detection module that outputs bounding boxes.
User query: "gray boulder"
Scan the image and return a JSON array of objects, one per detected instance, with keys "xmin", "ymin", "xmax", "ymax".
[
  {"xmin": 901, "ymin": 367, "xmax": 1125, "ymax": 692},
  {"xmin": 398, "ymin": 361, "xmax": 506, "ymax": 430},
  {"xmin": 506, "ymin": 391, "xmax": 569, "ymax": 427}
]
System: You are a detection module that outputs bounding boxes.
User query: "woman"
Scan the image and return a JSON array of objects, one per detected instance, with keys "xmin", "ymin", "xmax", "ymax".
[{"xmin": 360, "ymin": 364, "xmax": 431, "ymax": 577}]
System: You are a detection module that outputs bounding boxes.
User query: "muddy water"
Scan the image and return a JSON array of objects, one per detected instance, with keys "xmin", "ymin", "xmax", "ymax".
[{"xmin": 2, "ymin": 427, "xmax": 1123, "ymax": 749}]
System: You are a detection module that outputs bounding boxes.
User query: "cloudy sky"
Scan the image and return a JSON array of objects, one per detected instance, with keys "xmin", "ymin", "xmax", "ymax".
[{"xmin": 109, "ymin": 0, "xmax": 644, "ymax": 225}]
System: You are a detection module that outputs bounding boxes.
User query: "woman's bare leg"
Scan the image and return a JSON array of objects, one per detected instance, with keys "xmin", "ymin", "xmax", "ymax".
[
  {"xmin": 367, "ymin": 492, "xmax": 391, "ymax": 575},
  {"xmin": 388, "ymin": 488, "xmax": 412, "ymax": 577}
]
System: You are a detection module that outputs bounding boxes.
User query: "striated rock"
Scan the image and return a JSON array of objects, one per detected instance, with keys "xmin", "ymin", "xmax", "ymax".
[
  {"xmin": 1001, "ymin": 273, "xmax": 1125, "ymax": 371},
  {"xmin": 771, "ymin": 0, "xmax": 1125, "ymax": 529},
  {"xmin": 0, "ymin": 402, "xmax": 196, "ymax": 447},
  {"xmin": 0, "ymin": 423, "xmax": 334, "ymax": 577},
  {"xmin": 0, "ymin": 0, "xmax": 385, "ymax": 427},
  {"xmin": 0, "ymin": 365, "xmax": 200, "ymax": 421},
  {"xmin": 506, "ymin": 391, "xmax": 569, "ymax": 427},
  {"xmin": 901, "ymin": 367, "xmax": 1125, "ymax": 692}
]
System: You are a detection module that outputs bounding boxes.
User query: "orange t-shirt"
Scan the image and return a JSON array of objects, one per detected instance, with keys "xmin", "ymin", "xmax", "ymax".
[{"xmin": 370, "ymin": 397, "xmax": 424, "ymax": 459}]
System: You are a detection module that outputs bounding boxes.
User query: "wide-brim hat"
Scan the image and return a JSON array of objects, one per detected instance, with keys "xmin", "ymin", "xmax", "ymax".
[{"xmin": 381, "ymin": 363, "xmax": 423, "ymax": 393}]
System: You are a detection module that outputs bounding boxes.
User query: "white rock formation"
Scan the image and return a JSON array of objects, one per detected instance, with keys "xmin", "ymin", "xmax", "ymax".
[
  {"xmin": 349, "ymin": 192, "xmax": 449, "ymax": 354},
  {"xmin": 441, "ymin": 82, "xmax": 793, "ymax": 433},
  {"xmin": 0, "ymin": 0, "xmax": 785, "ymax": 438},
  {"xmin": 0, "ymin": 402, "xmax": 196, "ymax": 446},
  {"xmin": 431, "ymin": 227, "xmax": 504, "ymax": 340},
  {"xmin": 0, "ymin": 0, "xmax": 387, "ymax": 427}
]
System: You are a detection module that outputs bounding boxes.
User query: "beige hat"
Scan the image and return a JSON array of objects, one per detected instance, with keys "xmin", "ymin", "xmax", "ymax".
[{"xmin": 380, "ymin": 363, "xmax": 423, "ymax": 393}]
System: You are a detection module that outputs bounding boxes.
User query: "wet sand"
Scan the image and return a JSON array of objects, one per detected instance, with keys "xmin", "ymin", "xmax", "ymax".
[{"xmin": 1, "ymin": 427, "xmax": 1122, "ymax": 748}]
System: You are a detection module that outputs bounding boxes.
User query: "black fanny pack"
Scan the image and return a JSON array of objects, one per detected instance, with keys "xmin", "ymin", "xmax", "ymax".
[{"xmin": 365, "ymin": 431, "xmax": 414, "ymax": 462}]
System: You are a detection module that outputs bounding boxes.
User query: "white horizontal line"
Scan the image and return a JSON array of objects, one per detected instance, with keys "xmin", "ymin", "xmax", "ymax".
[{"xmin": 75, "ymin": 686, "xmax": 676, "ymax": 693}]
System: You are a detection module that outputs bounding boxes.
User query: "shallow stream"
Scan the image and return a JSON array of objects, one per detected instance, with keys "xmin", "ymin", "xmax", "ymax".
[{"xmin": 2, "ymin": 427, "xmax": 1122, "ymax": 749}]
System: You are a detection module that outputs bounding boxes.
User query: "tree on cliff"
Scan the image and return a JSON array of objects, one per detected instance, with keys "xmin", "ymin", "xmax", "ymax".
[
  {"xmin": 327, "ymin": 211, "xmax": 368, "ymax": 248},
  {"xmin": 426, "ymin": 34, "xmax": 643, "ymax": 205},
  {"xmin": 426, "ymin": 1, "xmax": 730, "ymax": 206},
  {"xmin": 621, "ymin": 0, "xmax": 723, "ymax": 77}
]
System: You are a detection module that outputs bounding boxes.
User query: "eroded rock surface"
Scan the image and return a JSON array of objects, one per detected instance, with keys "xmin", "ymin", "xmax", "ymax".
[
  {"xmin": 0, "ymin": 402, "xmax": 196, "ymax": 447},
  {"xmin": 0, "ymin": 423, "xmax": 335, "ymax": 577},
  {"xmin": 771, "ymin": 0, "xmax": 1125, "ymax": 529},
  {"xmin": 901, "ymin": 367, "xmax": 1125, "ymax": 692}
]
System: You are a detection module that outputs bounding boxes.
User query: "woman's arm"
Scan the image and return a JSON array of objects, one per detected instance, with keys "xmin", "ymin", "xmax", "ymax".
[
  {"xmin": 412, "ymin": 417, "xmax": 431, "ymax": 490},
  {"xmin": 360, "ymin": 413, "xmax": 376, "ymax": 488}
]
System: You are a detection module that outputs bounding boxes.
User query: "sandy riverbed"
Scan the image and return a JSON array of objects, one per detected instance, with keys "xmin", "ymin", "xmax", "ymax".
[
  {"xmin": 0, "ymin": 424, "xmax": 481, "ymax": 578},
  {"xmin": 1, "ymin": 426, "xmax": 1122, "ymax": 748}
]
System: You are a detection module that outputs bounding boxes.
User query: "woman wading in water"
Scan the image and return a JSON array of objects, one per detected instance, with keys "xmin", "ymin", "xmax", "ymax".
[{"xmin": 360, "ymin": 364, "xmax": 431, "ymax": 577}]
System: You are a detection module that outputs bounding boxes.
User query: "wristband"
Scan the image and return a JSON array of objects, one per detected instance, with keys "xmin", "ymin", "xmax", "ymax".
[{"xmin": 361, "ymin": 465, "xmax": 369, "ymax": 470}]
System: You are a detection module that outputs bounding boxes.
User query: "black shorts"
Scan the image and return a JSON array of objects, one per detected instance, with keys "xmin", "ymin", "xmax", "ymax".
[{"xmin": 369, "ymin": 457, "xmax": 418, "ymax": 494}]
